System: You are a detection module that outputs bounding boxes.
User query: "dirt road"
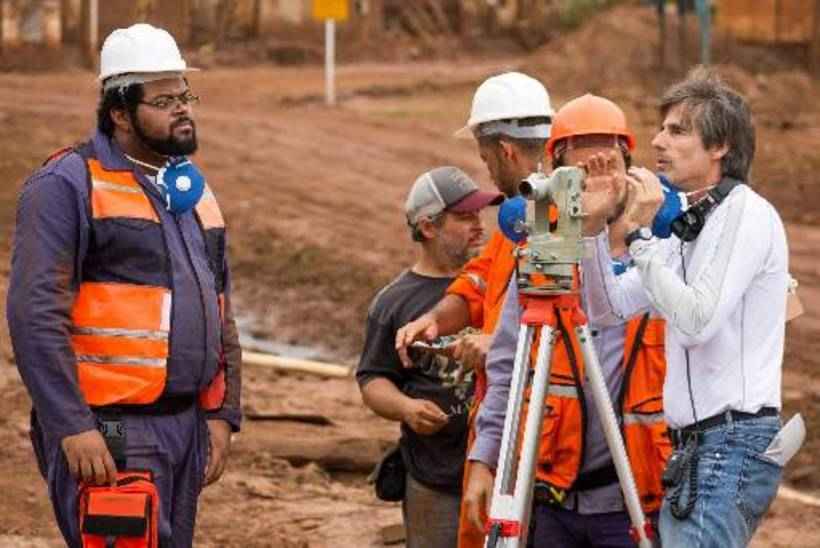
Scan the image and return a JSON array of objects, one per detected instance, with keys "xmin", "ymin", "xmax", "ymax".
[{"xmin": 0, "ymin": 5, "xmax": 818, "ymax": 547}]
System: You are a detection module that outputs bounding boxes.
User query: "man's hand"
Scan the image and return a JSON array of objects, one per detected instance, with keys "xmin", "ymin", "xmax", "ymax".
[
  {"xmin": 400, "ymin": 398, "xmax": 449, "ymax": 435},
  {"xmin": 623, "ymin": 167, "xmax": 664, "ymax": 234},
  {"xmin": 61, "ymin": 429, "xmax": 117, "ymax": 486},
  {"xmin": 203, "ymin": 419, "xmax": 232, "ymax": 487},
  {"xmin": 580, "ymin": 151, "xmax": 622, "ymax": 236},
  {"xmin": 451, "ymin": 333, "xmax": 492, "ymax": 377},
  {"xmin": 395, "ymin": 313, "xmax": 439, "ymax": 368},
  {"xmin": 464, "ymin": 461, "xmax": 494, "ymax": 533}
]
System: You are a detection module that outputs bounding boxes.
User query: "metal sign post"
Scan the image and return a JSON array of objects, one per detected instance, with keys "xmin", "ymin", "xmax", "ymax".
[
  {"xmin": 695, "ymin": 0, "xmax": 711, "ymax": 65},
  {"xmin": 312, "ymin": 0, "xmax": 349, "ymax": 106},
  {"xmin": 89, "ymin": 0, "xmax": 98, "ymax": 69},
  {"xmin": 325, "ymin": 18, "xmax": 335, "ymax": 105}
]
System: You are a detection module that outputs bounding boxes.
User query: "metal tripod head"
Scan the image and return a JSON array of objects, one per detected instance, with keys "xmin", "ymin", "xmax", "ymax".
[{"xmin": 515, "ymin": 166, "xmax": 586, "ymax": 296}]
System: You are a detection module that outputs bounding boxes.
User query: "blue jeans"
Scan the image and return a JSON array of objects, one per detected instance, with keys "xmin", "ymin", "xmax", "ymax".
[{"xmin": 660, "ymin": 415, "xmax": 782, "ymax": 548}]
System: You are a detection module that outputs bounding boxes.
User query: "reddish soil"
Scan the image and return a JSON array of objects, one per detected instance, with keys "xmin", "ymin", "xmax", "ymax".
[{"xmin": 0, "ymin": 4, "xmax": 818, "ymax": 547}]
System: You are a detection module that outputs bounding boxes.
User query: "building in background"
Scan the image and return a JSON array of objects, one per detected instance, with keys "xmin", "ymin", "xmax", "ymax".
[{"xmin": 715, "ymin": 0, "xmax": 815, "ymax": 44}]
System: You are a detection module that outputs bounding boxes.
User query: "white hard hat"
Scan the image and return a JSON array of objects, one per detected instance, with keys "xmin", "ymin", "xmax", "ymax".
[
  {"xmin": 99, "ymin": 23, "xmax": 195, "ymax": 82},
  {"xmin": 455, "ymin": 72, "xmax": 554, "ymax": 139}
]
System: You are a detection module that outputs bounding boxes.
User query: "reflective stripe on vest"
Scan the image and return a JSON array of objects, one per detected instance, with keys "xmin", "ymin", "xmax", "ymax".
[
  {"xmin": 72, "ymin": 281, "xmax": 172, "ymax": 406},
  {"xmin": 623, "ymin": 412, "xmax": 665, "ymax": 426},
  {"xmin": 88, "ymin": 159, "xmax": 159, "ymax": 222},
  {"xmin": 548, "ymin": 383, "xmax": 579, "ymax": 399}
]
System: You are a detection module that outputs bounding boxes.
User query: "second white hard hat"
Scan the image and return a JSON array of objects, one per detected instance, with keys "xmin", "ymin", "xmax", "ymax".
[
  {"xmin": 455, "ymin": 71, "xmax": 553, "ymax": 139},
  {"xmin": 99, "ymin": 23, "xmax": 195, "ymax": 82}
]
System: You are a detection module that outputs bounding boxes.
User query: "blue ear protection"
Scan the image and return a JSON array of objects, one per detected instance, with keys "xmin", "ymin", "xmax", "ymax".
[
  {"xmin": 156, "ymin": 157, "xmax": 205, "ymax": 214},
  {"xmin": 497, "ymin": 196, "xmax": 528, "ymax": 244},
  {"xmin": 651, "ymin": 175, "xmax": 688, "ymax": 239},
  {"xmin": 612, "ymin": 259, "xmax": 630, "ymax": 276}
]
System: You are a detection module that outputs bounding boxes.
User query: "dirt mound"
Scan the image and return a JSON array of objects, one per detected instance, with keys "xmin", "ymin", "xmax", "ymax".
[
  {"xmin": 524, "ymin": 3, "xmax": 813, "ymax": 95},
  {"xmin": 0, "ymin": 44, "xmax": 84, "ymax": 73},
  {"xmin": 520, "ymin": 3, "xmax": 820, "ymax": 225}
]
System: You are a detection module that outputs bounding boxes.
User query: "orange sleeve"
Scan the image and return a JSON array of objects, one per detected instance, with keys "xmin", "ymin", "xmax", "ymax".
[{"xmin": 446, "ymin": 232, "xmax": 505, "ymax": 328}]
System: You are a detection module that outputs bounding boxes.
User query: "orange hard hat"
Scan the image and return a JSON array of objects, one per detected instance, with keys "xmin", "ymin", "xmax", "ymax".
[{"xmin": 547, "ymin": 94, "xmax": 636, "ymax": 157}]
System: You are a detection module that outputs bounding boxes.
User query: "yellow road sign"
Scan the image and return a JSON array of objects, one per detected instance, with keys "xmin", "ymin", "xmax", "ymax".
[{"xmin": 312, "ymin": 0, "xmax": 349, "ymax": 21}]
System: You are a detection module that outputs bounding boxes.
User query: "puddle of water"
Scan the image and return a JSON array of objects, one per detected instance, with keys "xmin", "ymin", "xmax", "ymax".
[{"xmin": 235, "ymin": 315, "xmax": 325, "ymax": 361}]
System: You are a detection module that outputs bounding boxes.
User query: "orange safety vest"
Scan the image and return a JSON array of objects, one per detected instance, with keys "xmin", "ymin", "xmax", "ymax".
[
  {"xmin": 524, "ymin": 312, "xmax": 670, "ymax": 513},
  {"xmin": 447, "ymin": 230, "xmax": 517, "ymax": 401},
  {"xmin": 69, "ymin": 146, "xmax": 227, "ymax": 409},
  {"xmin": 450, "ymin": 231, "xmax": 519, "ymax": 548}
]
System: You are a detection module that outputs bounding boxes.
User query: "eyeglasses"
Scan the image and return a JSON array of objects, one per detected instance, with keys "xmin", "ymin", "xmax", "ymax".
[{"xmin": 139, "ymin": 91, "xmax": 200, "ymax": 111}]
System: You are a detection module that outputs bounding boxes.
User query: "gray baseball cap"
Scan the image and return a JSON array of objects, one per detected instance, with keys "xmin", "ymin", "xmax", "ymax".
[{"xmin": 405, "ymin": 166, "xmax": 504, "ymax": 225}]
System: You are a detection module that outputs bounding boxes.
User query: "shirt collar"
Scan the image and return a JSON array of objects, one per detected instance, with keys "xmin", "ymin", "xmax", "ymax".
[{"xmin": 91, "ymin": 130, "xmax": 136, "ymax": 172}]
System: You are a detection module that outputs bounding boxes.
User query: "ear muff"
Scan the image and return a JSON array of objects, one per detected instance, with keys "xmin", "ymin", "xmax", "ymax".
[
  {"xmin": 156, "ymin": 158, "xmax": 205, "ymax": 214},
  {"xmin": 498, "ymin": 196, "xmax": 527, "ymax": 243},
  {"xmin": 652, "ymin": 176, "xmax": 688, "ymax": 239},
  {"xmin": 669, "ymin": 178, "xmax": 743, "ymax": 242},
  {"xmin": 670, "ymin": 207, "xmax": 707, "ymax": 242}
]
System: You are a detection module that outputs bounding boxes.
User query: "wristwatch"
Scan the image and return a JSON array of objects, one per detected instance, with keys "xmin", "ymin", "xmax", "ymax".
[{"xmin": 625, "ymin": 226, "xmax": 653, "ymax": 248}]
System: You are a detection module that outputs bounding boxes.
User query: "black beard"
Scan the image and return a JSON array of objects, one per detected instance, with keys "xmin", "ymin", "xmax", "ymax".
[{"xmin": 133, "ymin": 116, "xmax": 198, "ymax": 157}]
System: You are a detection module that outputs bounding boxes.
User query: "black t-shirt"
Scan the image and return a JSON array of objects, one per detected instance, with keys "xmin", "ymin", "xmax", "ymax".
[{"xmin": 357, "ymin": 270, "xmax": 475, "ymax": 493}]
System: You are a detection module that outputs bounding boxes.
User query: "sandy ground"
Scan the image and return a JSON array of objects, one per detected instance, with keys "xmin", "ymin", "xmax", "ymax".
[{"xmin": 0, "ymin": 4, "xmax": 818, "ymax": 547}]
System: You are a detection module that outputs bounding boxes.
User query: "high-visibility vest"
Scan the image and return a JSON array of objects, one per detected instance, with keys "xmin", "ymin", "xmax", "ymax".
[
  {"xmin": 65, "ymin": 144, "xmax": 227, "ymax": 409},
  {"xmin": 523, "ymin": 312, "xmax": 670, "ymax": 513},
  {"xmin": 447, "ymin": 230, "xmax": 517, "ymax": 403}
]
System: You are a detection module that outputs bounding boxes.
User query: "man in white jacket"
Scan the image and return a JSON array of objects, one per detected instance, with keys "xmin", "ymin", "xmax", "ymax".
[{"xmin": 582, "ymin": 67, "xmax": 788, "ymax": 547}]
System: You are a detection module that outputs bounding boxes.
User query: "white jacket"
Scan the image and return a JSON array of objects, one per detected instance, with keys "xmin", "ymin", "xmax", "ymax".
[{"xmin": 582, "ymin": 183, "xmax": 788, "ymax": 429}]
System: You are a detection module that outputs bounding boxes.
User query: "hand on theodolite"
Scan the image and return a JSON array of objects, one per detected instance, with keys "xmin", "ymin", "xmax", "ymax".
[
  {"xmin": 579, "ymin": 150, "xmax": 626, "ymax": 236},
  {"xmin": 621, "ymin": 166, "xmax": 664, "ymax": 236}
]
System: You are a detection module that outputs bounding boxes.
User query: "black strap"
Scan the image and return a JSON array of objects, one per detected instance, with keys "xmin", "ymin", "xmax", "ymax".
[
  {"xmin": 710, "ymin": 177, "xmax": 743, "ymax": 202},
  {"xmin": 95, "ymin": 413, "xmax": 126, "ymax": 469},
  {"xmin": 92, "ymin": 394, "xmax": 196, "ymax": 416},
  {"xmin": 572, "ymin": 464, "xmax": 619, "ymax": 491}
]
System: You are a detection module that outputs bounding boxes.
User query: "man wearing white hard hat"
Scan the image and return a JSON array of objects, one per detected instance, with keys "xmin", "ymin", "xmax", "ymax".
[
  {"xmin": 7, "ymin": 23, "xmax": 241, "ymax": 548},
  {"xmin": 394, "ymin": 71, "xmax": 553, "ymax": 548}
]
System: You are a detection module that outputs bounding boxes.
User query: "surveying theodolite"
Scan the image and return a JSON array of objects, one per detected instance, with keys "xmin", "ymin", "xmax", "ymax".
[{"xmin": 484, "ymin": 166, "xmax": 654, "ymax": 548}]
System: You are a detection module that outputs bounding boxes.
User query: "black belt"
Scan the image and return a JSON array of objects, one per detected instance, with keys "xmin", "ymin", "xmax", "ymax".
[
  {"xmin": 92, "ymin": 394, "xmax": 197, "ymax": 416},
  {"xmin": 669, "ymin": 407, "xmax": 778, "ymax": 447},
  {"xmin": 572, "ymin": 464, "xmax": 619, "ymax": 491},
  {"xmin": 533, "ymin": 464, "xmax": 619, "ymax": 506}
]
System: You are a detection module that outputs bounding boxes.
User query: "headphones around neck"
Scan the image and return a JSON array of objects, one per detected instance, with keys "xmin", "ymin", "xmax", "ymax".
[{"xmin": 670, "ymin": 178, "xmax": 743, "ymax": 242}]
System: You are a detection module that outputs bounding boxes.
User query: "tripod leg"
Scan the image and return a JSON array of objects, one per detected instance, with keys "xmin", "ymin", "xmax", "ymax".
[
  {"xmin": 486, "ymin": 324, "xmax": 554, "ymax": 548},
  {"xmin": 575, "ymin": 324, "xmax": 654, "ymax": 548}
]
